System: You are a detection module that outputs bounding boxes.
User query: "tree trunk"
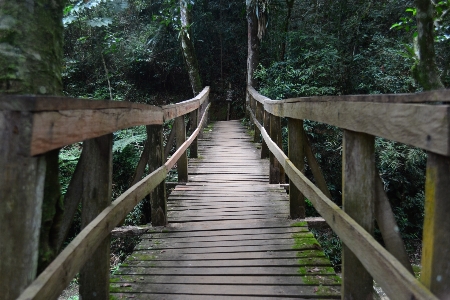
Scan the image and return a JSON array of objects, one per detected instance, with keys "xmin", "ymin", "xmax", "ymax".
[
  {"xmin": 0, "ymin": 0, "xmax": 65, "ymax": 296},
  {"xmin": 246, "ymin": 0, "xmax": 259, "ymax": 115},
  {"xmin": 280, "ymin": 0, "xmax": 295, "ymax": 61},
  {"xmin": 413, "ymin": 0, "xmax": 444, "ymax": 90},
  {"xmin": 180, "ymin": 0, "xmax": 203, "ymax": 96}
]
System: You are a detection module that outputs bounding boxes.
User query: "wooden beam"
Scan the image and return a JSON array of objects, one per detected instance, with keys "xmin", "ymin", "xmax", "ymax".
[
  {"xmin": 162, "ymin": 87, "xmax": 210, "ymax": 121},
  {"xmin": 31, "ymin": 108, "xmax": 164, "ymax": 156},
  {"xmin": 164, "ymin": 123, "xmax": 176, "ymax": 160},
  {"xmin": 303, "ymin": 132, "xmax": 332, "ymax": 199},
  {"xmin": 17, "ymin": 166, "xmax": 169, "ymax": 300},
  {"xmin": 264, "ymin": 99, "xmax": 450, "ymax": 156},
  {"xmin": 269, "ymin": 114, "xmax": 285, "ymax": 184},
  {"xmin": 189, "ymin": 109, "xmax": 198, "ymax": 158},
  {"xmin": 0, "ymin": 111, "xmax": 45, "ymax": 300},
  {"xmin": 255, "ymin": 123, "xmax": 437, "ymax": 299},
  {"xmin": 248, "ymin": 85, "xmax": 450, "ymax": 104},
  {"xmin": 288, "ymin": 118, "xmax": 305, "ymax": 219},
  {"xmin": 261, "ymin": 110, "xmax": 270, "ymax": 159},
  {"xmin": 79, "ymin": 134, "xmax": 113, "ymax": 300},
  {"xmin": 147, "ymin": 125, "xmax": 167, "ymax": 226},
  {"xmin": 375, "ymin": 174, "xmax": 413, "ymax": 275},
  {"xmin": 421, "ymin": 152, "xmax": 450, "ymax": 298},
  {"xmin": 342, "ymin": 130, "xmax": 375, "ymax": 299},
  {"xmin": 175, "ymin": 116, "xmax": 188, "ymax": 182},
  {"xmin": 253, "ymin": 101, "xmax": 261, "ymax": 143}
]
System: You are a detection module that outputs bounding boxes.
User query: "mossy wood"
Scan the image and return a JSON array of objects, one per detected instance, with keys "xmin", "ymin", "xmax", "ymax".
[{"xmin": 342, "ymin": 130, "xmax": 375, "ymax": 299}]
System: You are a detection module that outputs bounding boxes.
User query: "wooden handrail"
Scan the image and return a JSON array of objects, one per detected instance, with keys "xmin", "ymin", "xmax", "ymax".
[
  {"xmin": 248, "ymin": 105, "xmax": 437, "ymax": 300},
  {"xmin": 16, "ymin": 102, "xmax": 211, "ymax": 300},
  {"xmin": 247, "ymin": 86, "xmax": 450, "ymax": 299},
  {"xmin": 248, "ymin": 86, "xmax": 450, "ymax": 156}
]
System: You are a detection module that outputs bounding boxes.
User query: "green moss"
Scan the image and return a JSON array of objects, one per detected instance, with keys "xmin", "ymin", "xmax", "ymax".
[
  {"xmin": 291, "ymin": 221, "xmax": 307, "ymax": 227},
  {"xmin": 109, "ymin": 277, "xmax": 121, "ymax": 283},
  {"xmin": 154, "ymin": 240, "xmax": 162, "ymax": 245},
  {"xmin": 292, "ymin": 237, "xmax": 321, "ymax": 250}
]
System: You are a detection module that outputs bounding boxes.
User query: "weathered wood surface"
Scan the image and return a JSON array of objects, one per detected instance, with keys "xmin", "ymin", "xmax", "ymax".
[
  {"xmin": 248, "ymin": 86, "xmax": 450, "ymax": 156},
  {"xmin": 110, "ymin": 120, "xmax": 341, "ymax": 299}
]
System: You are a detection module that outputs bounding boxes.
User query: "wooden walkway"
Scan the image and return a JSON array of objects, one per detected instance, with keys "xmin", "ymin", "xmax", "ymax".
[{"xmin": 110, "ymin": 120, "xmax": 341, "ymax": 299}]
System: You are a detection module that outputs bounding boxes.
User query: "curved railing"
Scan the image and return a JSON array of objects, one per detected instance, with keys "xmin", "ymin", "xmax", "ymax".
[{"xmin": 247, "ymin": 86, "xmax": 450, "ymax": 300}]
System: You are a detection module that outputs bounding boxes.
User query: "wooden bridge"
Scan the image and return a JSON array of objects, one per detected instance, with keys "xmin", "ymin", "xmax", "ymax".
[{"xmin": 1, "ymin": 86, "xmax": 450, "ymax": 299}]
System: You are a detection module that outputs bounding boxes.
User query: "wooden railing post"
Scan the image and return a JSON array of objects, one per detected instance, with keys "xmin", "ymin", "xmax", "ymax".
[
  {"xmin": 147, "ymin": 125, "xmax": 167, "ymax": 226},
  {"xmin": 0, "ymin": 111, "xmax": 45, "ymax": 300},
  {"xmin": 253, "ymin": 101, "xmax": 261, "ymax": 143},
  {"xmin": 288, "ymin": 118, "xmax": 305, "ymax": 218},
  {"xmin": 261, "ymin": 110, "xmax": 270, "ymax": 159},
  {"xmin": 79, "ymin": 134, "xmax": 113, "ymax": 300},
  {"xmin": 190, "ymin": 109, "xmax": 198, "ymax": 158},
  {"xmin": 176, "ymin": 116, "xmax": 188, "ymax": 182},
  {"xmin": 421, "ymin": 152, "xmax": 450, "ymax": 298},
  {"xmin": 269, "ymin": 114, "xmax": 285, "ymax": 184},
  {"xmin": 342, "ymin": 130, "xmax": 375, "ymax": 299}
]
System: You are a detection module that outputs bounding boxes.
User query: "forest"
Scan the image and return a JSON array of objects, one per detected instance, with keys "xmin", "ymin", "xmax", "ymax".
[
  {"xmin": 56, "ymin": 0, "xmax": 450, "ymax": 270},
  {"xmin": 2, "ymin": 0, "xmax": 449, "ymax": 293}
]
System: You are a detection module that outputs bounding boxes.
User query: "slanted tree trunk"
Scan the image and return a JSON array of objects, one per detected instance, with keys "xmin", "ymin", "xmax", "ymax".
[
  {"xmin": 0, "ymin": 0, "xmax": 65, "ymax": 297},
  {"xmin": 413, "ymin": 0, "xmax": 444, "ymax": 90},
  {"xmin": 180, "ymin": 0, "xmax": 203, "ymax": 96}
]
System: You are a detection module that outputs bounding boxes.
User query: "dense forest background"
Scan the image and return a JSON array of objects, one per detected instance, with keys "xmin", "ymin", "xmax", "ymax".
[{"xmin": 60, "ymin": 0, "xmax": 450, "ymax": 268}]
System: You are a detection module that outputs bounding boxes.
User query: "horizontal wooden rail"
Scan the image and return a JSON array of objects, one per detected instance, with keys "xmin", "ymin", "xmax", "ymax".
[
  {"xmin": 16, "ymin": 102, "xmax": 210, "ymax": 300},
  {"xmin": 0, "ymin": 87, "xmax": 209, "ymax": 156},
  {"xmin": 248, "ymin": 86, "xmax": 450, "ymax": 156},
  {"xmin": 248, "ymin": 107, "xmax": 437, "ymax": 300}
]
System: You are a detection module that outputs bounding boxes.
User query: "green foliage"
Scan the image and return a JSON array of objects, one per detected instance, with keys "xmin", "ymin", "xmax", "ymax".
[{"xmin": 310, "ymin": 228, "xmax": 342, "ymax": 271}]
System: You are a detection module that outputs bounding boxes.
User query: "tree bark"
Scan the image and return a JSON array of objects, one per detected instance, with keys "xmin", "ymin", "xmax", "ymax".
[
  {"xmin": 0, "ymin": 0, "xmax": 65, "ymax": 296},
  {"xmin": 280, "ymin": 0, "xmax": 295, "ymax": 61},
  {"xmin": 413, "ymin": 0, "xmax": 444, "ymax": 90},
  {"xmin": 246, "ymin": 0, "xmax": 259, "ymax": 89},
  {"xmin": 180, "ymin": 0, "xmax": 203, "ymax": 96}
]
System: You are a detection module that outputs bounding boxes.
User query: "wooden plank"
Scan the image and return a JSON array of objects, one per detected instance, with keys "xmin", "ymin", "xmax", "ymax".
[
  {"xmin": 261, "ymin": 108, "xmax": 270, "ymax": 159},
  {"xmin": 79, "ymin": 134, "xmax": 113, "ymax": 300},
  {"xmin": 17, "ymin": 166, "xmax": 168, "ymax": 300},
  {"xmin": 162, "ymin": 87, "xmax": 210, "ymax": 121},
  {"xmin": 253, "ymin": 101, "xmax": 261, "ymax": 143},
  {"xmin": 175, "ymin": 116, "xmax": 188, "ymax": 182},
  {"xmin": 248, "ymin": 85, "xmax": 450, "ymax": 104},
  {"xmin": 264, "ymin": 99, "xmax": 450, "ymax": 156},
  {"xmin": 0, "ymin": 111, "xmax": 45, "ymax": 300},
  {"xmin": 147, "ymin": 125, "xmax": 167, "ymax": 226},
  {"xmin": 342, "ymin": 130, "xmax": 375, "ymax": 299},
  {"xmin": 375, "ymin": 174, "xmax": 413, "ymax": 274},
  {"xmin": 288, "ymin": 118, "xmax": 305, "ymax": 218},
  {"xmin": 31, "ymin": 108, "xmax": 164, "ymax": 156},
  {"xmin": 421, "ymin": 153, "xmax": 450, "ymax": 298},
  {"xmin": 269, "ymin": 114, "xmax": 285, "ymax": 184},
  {"xmin": 189, "ymin": 109, "xmax": 198, "ymax": 158}
]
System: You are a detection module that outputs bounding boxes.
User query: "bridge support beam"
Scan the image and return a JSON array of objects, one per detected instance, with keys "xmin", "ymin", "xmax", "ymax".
[
  {"xmin": 269, "ymin": 114, "xmax": 285, "ymax": 184},
  {"xmin": 0, "ymin": 111, "xmax": 46, "ymax": 300},
  {"xmin": 261, "ymin": 110, "xmax": 270, "ymax": 159},
  {"xmin": 253, "ymin": 100, "xmax": 261, "ymax": 143},
  {"xmin": 288, "ymin": 118, "xmax": 305, "ymax": 219},
  {"xmin": 421, "ymin": 152, "xmax": 450, "ymax": 298},
  {"xmin": 190, "ymin": 110, "xmax": 198, "ymax": 158},
  {"xmin": 147, "ymin": 125, "xmax": 167, "ymax": 226},
  {"xmin": 79, "ymin": 134, "xmax": 113, "ymax": 300},
  {"xmin": 176, "ymin": 116, "xmax": 188, "ymax": 182},
  {"xmin": 342, "ymin": 130, "xmax": 375, "ymax": 300}
]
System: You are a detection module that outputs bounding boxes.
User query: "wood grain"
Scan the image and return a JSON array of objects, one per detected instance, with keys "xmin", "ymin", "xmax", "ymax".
[
  {"xmin": 31, "ymin": 108, "xmax": 164, "ymax": 155},
  {"xmin": 162, "ymin": 87, "xmax": 210, "ymax": 121}
]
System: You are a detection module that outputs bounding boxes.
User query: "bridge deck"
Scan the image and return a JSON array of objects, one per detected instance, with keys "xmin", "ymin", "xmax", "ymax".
[{"xmin": 110, "ymin": 120, "xmax": 341, "ymax": 299}]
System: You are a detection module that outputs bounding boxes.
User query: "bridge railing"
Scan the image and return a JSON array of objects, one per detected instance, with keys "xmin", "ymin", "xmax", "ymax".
[
  {"xmin": 0, "ymin": 87, "xmax": 210, "ymax": 300},
  {"xmin": 247, "ymin": 86, "xmax": 450, "ymax": 300}
]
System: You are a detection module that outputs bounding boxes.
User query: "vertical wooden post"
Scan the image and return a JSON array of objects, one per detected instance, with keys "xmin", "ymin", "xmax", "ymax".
[
  {"xmin": 147, "ymin": 125, "xmax": 167, "ymax": 226},
  {"xmin": 176, "ymin": 116, "xmax": 188, "ymax": 182},
  {"xmin": 189, "ymin": 110, "xmax": 198, "ymax": 158},
  {"xmin": 261, "ymin": 110, "xmax": 270, "ymax": 159},
  {"xmin": 269, "ymin": 114, "xmax": 285, "ymax": 184},
  {"xmin": 421, "ymin": 152, "xmax": 450, "ymax": 298},
  {"xmin": 253, "ymin": 101, "xmax": 261, "ymax": 143},
  {"xmin": 342, "ymin": 130, "xmax": 375, "ymax": 300},
  {"xmin": 288, "ymin": 118, "xmax": 305, "ymax": 219},
  {"xmin": 79, "ymin": 134, "xmax": 113, "ymax": 300},
  {"xmin": 0, "ymin": 111, "xmax": 46, "ymax": 300}
]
